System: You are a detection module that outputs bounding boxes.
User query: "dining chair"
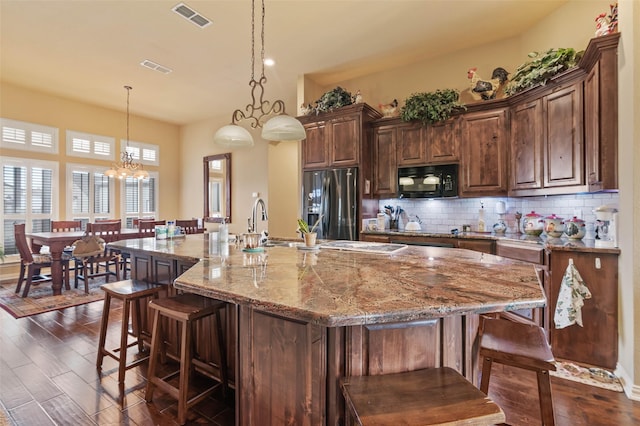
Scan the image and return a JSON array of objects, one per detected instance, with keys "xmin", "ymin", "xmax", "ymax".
[
  {"xmin": 74, "ymin": 221, "xmax": 122, "ymax": 291},
  {"xmin": 138, "ymin": 219, "xmax": 166, "ymax": 238},
  {"xmin": 51, "ymin": 220, "xmax": 82, "ymax": 232},
  {"xmin": 14, "ymin": 223, "xmax": 70, "ymax": 297},
  {"xmin": 176, "ymin": 219, "xmax": 203, "ymax": 234}
]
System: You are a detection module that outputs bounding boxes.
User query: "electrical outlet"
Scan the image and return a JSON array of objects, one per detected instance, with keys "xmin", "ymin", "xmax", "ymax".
[{"xmin": 595, "ymin": 257, "xmax": 601, "ymax": 269}]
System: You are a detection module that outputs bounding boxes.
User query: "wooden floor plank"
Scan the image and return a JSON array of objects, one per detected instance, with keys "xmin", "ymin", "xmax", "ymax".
[
  {"xmin": 40, "ymin": 393, "xmax": 98, "ymax": 426},
  {"xmin": 51, "ymin": 371, "xmax": 114, "ymax": 416},
  {"xmin": 8, "ymin": 400, "xmax": 56, "ymax": 426},
  {"xmin": 13, "ymin": 363, "xmax": 63, "ymax": 403},
  {"xmin": 0, "ymin": 359, "xmax": 35, "ymax": 410}
]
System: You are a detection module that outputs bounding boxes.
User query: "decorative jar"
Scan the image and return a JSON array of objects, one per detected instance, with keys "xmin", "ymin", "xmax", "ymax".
[
  {"xmin": 543, "ymin": 214, "xmax": 565, "ymax": 238},
  {"xmin": 523, "ymin": 211, "xmax": 544, "ymax": 236},
  {"xmin": 564, "ymin": 216, "xmax": 586, "ymax": 240}
]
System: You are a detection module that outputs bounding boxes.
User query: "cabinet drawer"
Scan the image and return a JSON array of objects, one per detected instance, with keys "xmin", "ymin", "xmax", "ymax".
[{"xmin": 495, "ymin": 241, "xmax": 544, "ymax": 264}]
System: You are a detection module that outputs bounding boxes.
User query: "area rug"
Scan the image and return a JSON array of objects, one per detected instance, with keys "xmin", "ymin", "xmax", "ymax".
[
  {"xmin": 0, "ymin": 277, "xmax": 107, "ymax": 319},
  {"xmin": 551, "ymin": 361, "xmax": 623, "ymax": 392}
]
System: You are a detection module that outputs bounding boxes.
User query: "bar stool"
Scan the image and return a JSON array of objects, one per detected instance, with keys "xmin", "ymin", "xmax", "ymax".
[
  {"xmin": 340, "ymin": 367, "xmax": 505, "ymax": 425},
  {"xmin": 480, "ymin": 318, "xmax": 556, "ymax": 426},
  {"xmin": 96, "ymin": 279, "xmax": 164, "ymax": 402},
  {"xmin": 145, "ymin": 294, "xmax": 229, "ymax": 425}
]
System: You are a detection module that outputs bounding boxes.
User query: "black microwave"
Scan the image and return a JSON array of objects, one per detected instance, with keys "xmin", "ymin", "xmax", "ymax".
[{"xmin": 398, "ymin": 164, "xmax": 458, "ymax": 198}]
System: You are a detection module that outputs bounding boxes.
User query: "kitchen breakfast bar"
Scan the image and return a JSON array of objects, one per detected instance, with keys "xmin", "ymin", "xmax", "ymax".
[{"xmin": 110, "ymin": 234, "xmax": 545, "ymax": 425}]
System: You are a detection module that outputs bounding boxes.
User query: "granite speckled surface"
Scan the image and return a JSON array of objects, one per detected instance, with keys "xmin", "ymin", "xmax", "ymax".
[
  {"xmin": 362, "ymin": 230, "xmax": 621, "ymax": 254},
  {"xmin": 120, "ymin": 235, "xmax": 548, "ymax": 327}
]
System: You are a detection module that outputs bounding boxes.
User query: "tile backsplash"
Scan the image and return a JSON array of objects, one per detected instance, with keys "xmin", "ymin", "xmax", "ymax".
[{"xmin": 377, "ymin": 192, "xmax": 619, "ymax": 239}]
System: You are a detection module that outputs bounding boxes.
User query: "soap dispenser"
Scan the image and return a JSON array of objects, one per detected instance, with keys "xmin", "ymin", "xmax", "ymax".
[{"xmin": 477, "ymin": 202, "xmax": 486, "ymax": 233}]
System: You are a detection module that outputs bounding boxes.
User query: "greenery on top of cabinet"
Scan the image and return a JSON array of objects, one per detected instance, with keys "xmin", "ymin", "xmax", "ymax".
[
  {"xmin": 313, "ymin": 86, "xmax": 354, "ymax": 114},
  {"xmin": 400, "ymin": 89, "xmax": 466, "ymax": 125},
  {"xmin": 505, "ymin": 48, "xmax": 584, "ymax": 96}
]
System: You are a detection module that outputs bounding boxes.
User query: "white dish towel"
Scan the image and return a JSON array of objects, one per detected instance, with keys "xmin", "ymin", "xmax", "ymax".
[{"xmin": 554, "ymin": 258, "xmax": 592, "ymax": 329}]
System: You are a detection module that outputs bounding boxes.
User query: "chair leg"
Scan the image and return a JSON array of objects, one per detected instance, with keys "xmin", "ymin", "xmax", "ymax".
[
  {"xmin": 63, "ymin": 260, "xmax": 71, "ymax": 291},
  {"xmin": 537, "ymin": 370, "xmax": 555, "ymax": 426},
  {"xmin": 21, "ymin": 265, "xmax": 34, "ymax": 298},
  {"xmin": 117, "ymin": 299, "xmax": 131, "ymax": 402},
  {"xmin": 480, "ymin": 356, "xmax": 493, "ymax": 394},
  {"xmin": 177, "ymin": 319, "xmax": 192, "ymax": 425},
  {"xmin": 145, "ymin": 308, "xmax": 162, "ymax": 402},
  {"xmin": 96, "ymin": 293, "xmax": 112, "ymax": 371},
  {"xmin": 15, "ymin": 263, "xmax": 26, "ymax": 294}
]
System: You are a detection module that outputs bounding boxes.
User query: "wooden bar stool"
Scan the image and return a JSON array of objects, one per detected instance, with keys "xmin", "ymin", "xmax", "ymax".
[
  {"xmin": 340, "ymin": 367, "xmax": 505, "ymax": 425},
  {"xmin": 145, "ymin": 294, "xmax": 229, "ymax": 425},
  {"xmin": 480, "ymin": 318, "xmax": 556, "ymax": 426},
  {"xmin": 96, "ymin": 279, "xmax": 164, "ymax": 402}
]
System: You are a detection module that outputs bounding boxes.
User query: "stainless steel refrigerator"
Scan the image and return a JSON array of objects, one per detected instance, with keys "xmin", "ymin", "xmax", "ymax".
[{"xmin": 302, "ymin": 168, "xmax": 358, "ymax": 240}]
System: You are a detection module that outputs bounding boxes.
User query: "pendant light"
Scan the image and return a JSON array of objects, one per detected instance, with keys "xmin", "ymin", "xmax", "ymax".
[
  {"xmin": 213, "ymin": 0, "xmax": 306, "ymax": 147},
  {"xmin": 105, "ymin": 86, "xmax": 149, "ymax": 179}
]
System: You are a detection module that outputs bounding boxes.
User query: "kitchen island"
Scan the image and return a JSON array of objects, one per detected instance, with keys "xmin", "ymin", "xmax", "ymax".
[{"xmin": 111, "ymin": 234, "xmax": 545, "ymax": 425}]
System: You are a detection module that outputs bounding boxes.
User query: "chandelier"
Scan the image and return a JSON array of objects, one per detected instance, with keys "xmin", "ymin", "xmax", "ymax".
[
  {"xmin": 213, "ymin": 0, "xmax": 306, "ymax": 147},
  {"xmin": 105, "ymin": 86, "xmax": 149, "ymax": 179}
]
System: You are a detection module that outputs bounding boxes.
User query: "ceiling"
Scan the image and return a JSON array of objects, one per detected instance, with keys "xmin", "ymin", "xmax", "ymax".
[{"xmin": 0, "ymin": 0, "xmax": 568, "ymax": 125}]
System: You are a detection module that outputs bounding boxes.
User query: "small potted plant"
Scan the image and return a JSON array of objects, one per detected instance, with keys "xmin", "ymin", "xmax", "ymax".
[{"xmin": 297, "ymin": 216, "xmax": 322, "ymax": 247}]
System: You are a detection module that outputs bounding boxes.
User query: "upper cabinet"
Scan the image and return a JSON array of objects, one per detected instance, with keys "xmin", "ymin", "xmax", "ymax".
[
  {"xmin": 460, "ymin": 108, "xmax": 509, "ymax": 196},
  {"xmin": 372, "ymin": 123, "xmax": 397, "ymax": 197},
  {"xmin": 426, "ymin": 118, "xmax": 459, "ymax": 163},
  {"xmin": 298, "ymin": 103, "xmax": 381, "ymax": 170}
]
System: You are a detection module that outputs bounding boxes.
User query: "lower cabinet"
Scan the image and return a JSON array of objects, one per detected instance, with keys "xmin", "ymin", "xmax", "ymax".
[{"xmin": 547, "ymin": 250, "xmax": 618, "ymax": 369}]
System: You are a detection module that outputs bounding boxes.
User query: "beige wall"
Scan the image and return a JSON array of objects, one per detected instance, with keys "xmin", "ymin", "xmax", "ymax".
[
  {"xmin": 268, "ymin": 140, "xmax": 300, "ymax": 239},
  {"xmin": 0, "ymin": 81, "xmax": 181, "ymax": 221}
]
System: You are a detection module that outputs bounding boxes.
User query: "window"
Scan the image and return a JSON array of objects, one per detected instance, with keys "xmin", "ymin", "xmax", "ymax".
[
  {"xmin": 67, "ymin": 130, "xmax": 115, "ymax": 160},
  {"xmin": 67, "ymin": 164, "xmax": 114, "ymax": 227},
  {"xmin": 122, "ymin": 140, "xmax": 159, "ymax": 166},
  {"xmin": 122, "ymin": 173, "xmax": 158, "ymax": 228},
  {"xmin": 1, "ymin": 118, "xmax": 58, "ymax": 153},
  {"xmin": 1, "ymin": 157, "xmax": 58, "ymax": 256}
]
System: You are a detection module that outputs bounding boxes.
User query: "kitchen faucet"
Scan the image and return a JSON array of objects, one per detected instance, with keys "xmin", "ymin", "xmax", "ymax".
[{"xmin": 249, "ymin": 197, "xmax": 268, "ymax": 234}]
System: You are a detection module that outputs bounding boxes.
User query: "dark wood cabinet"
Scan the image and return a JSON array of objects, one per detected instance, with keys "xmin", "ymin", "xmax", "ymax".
[
  {"xmin": 543, "ymin": 83, "xmax": 583, "ymax": 188},
  {"xmin": 510, "ymin": 99, "xmax": 543, "ymax": 191},
  {"xmin": 298, "ymin": 103, "xmax": 381, "ymax": 170},
  {"xmin": 460, "ymin": 108, "xmax": 508, "ymax": 196},
  {"xmin": 397, "ymin": 122, "xmax": 427, "ymax": 166},
  {"xmin": 547, "ymin": 249, "xmax": 619, "ymax": 369},
  {"xmin": 427, "ymin": 118, "xmax": 459, "ymax": 163},
  {"xmin": 372, "ymin": 125, "xmax": 397, "ymax": 197},
  {"xmin": 582, "ymin": 32, "xmax": 620, "ymax": 192}
]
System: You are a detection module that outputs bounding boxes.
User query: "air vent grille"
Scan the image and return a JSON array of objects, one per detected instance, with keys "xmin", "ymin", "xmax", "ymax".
[
  {"xmin": 172, "ymin": 3, "xmax": 212, "ymax": 28},
  {"xmin": 140, "ymin": 60, "xmax": 173, "ymax": 74}
]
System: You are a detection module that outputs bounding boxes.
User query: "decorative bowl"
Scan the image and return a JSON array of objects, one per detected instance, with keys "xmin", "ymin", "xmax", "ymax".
[
  {"xmin": 523, "ymin": 211, "xmax": 544, "ymax": 236},
  {"xmin": 544, "ymin": 214, "xmax": 565, "ymax": 238},
  {"xmin": 564, "ymin": 216, "xmax": 586, "ymax": 240}
]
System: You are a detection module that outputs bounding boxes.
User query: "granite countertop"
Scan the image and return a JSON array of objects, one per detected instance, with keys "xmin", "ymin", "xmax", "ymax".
[
  {"xmin": 362, "ymin": 230, "xmax": 621, "ymax": 254},
  {"xmin": 150, "ymin": 235, "xmax": 548, "ymax": 328}
]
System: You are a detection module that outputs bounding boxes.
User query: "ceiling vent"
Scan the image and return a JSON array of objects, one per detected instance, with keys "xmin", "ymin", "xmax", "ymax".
[
  {"xmin": 172, "ymin": 3, "xmax": 212, "ymax": 28},
  {"xmin": 140, "ymin": 60, "xmax": 173, "ymax": 75}
]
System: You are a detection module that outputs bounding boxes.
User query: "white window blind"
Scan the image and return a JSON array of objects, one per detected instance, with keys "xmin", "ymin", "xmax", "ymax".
[
  {"xmin": 1, "ymin": 118, "xmax": 58, "ymax": 153},
  {"xmin": 1, "ymin": 158, "xmax": 58, "ymax": 256},
  {"xmin": 67, "ymin": 130, "xmax": 115, "ymax": 159},
  {"xmin": 123, "ymin": 173, "xmax": 157, "ymax": 227},
  {"xmin": 68, "ymin": 164, "xmax": 113, "ymax": 222},
  {"xmin": 122, "ymin": 140, "xmax": 159, "ymax": 166}
]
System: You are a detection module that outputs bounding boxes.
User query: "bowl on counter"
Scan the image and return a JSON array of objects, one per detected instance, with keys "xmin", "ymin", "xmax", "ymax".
[
  {"xmin": 523, "ymin": 211, "xmax": 544, "ymax": 236},
  {"xmin": 564, "ymin": 216, "xmax": 586, "ymax": 240},
  {"xmin": 543, "ymin": 214, "xmax": 565, "ymax": 238}
]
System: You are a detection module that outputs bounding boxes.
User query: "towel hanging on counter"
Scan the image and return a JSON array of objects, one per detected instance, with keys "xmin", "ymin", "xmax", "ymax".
[{"xmin": 554, "ymin": 258, "xmax": 592, "ymax": 329}]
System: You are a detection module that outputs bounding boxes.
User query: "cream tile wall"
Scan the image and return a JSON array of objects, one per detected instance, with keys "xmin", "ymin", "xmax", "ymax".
[{"xmin": 377, "ymin": 192, "xmax": 619, "ymax": 238}]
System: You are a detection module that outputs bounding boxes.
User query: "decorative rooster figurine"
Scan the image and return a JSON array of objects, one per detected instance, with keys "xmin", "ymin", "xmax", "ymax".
[
  {"xmin": 467, "ymin": 67, "xmax": 509, "ymax": 101},
  {"xmin": 379, "ymin": 99, "xmax": 399, "ymax": 117}
]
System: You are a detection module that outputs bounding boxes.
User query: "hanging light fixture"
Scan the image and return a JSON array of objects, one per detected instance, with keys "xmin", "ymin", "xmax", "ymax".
[
  {"xmin": 105, "ymin": 86, "xmax": 149, "ymax": 180},
  {"xmin": 213, "ymin": 0, "xmax": 306, "ymax": 147}
]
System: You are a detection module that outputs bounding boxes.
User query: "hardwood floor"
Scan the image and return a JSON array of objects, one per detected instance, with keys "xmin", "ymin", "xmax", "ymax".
[{"xmin": 1, "ymin": 300, "xmax": 639, "ymax": 425}]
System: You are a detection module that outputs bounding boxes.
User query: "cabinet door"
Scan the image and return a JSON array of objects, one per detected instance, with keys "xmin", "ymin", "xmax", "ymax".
[
  {"xmin": 510, "ymin": 99, "xmax": 543, "ymax": 191},
  {"xmin": 331, "ymin": 114, "xmax": 360, "ymax": 166},
  {"xmin": 460, "ymin": 109, "xmax": 508, "ymax": 196},
  {"xmin": 427, "ymin": 118, "xmax": 459, "ymax": 163},
  {"xmin": 397, "ymin": 123, "xmax": 426, "ymax": 166},
  {"xmin": 302, "ymin": 121, "xmax": 329, "ymax": 169},
  {"xmin": 372, "ymin": 126, "xmax": 397, "ymax": 197},
  {"xmin": 543, "ymin": 84, "xmax": 584, "ymax": 188},
  {"xmin": 548, "ymin": 251, "xmax": 618, "ymax": 369}
]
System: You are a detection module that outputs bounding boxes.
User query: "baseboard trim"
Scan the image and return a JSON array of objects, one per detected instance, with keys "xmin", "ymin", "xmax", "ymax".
[{"xmin": 616, "ymin": 362, "xmax": 640, "ymax": 401}]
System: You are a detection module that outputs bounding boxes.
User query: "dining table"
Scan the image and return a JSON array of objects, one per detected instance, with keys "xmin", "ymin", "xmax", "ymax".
[{"xmin": 27, "ymin": 228, "xmax": 140, "ymax": 296}]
